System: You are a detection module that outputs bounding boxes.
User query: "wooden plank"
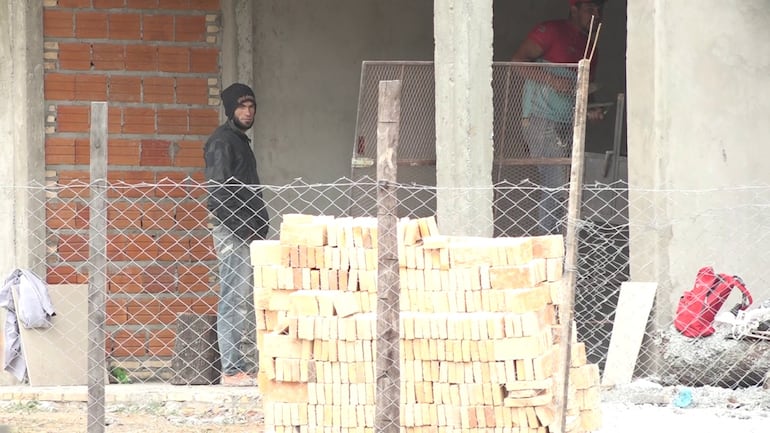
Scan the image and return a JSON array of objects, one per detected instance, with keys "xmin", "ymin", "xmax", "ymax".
[
  {"xmin": 15, "ymin": 284, "xmax": 90, "ymax": 386},
  {"xmin": 170, "ymin": 313, "xmax": 220, "ymax": 385},
  {"xmin": 601, "ymin": 281, "xmax": 658, "ymax": 386}
]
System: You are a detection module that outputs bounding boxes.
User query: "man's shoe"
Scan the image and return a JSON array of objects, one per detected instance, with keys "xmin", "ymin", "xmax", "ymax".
[{"xmin": 221, "ymin": 372, "xmax": 257, "ymax": 387}]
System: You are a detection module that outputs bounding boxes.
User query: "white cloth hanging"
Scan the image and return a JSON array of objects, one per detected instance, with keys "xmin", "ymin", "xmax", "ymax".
[{"xmin": 0, "ymin": 269, "xmax": 56, "ymax": 381}]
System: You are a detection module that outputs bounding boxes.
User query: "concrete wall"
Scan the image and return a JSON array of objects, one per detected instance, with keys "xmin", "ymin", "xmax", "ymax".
[
  {"xmin": 627, "ymin": 0, "xmax": 770, "ymax": 323},
  {"xmin": 251, "ymin": 0, "xmax": 435, "ymax": 185}
]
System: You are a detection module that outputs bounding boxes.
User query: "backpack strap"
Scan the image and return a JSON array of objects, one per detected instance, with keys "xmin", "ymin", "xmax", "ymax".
[
  {"xmin": 723, "ymin": 274, "xmax": 753, "ymax": 310},
  {"xmin": 698, "ymin": 267, "xmax": 718, "ymax": 291},
  {"xmin": 703, "ymin": 272, "xmax": 725, "ymax": 306}
]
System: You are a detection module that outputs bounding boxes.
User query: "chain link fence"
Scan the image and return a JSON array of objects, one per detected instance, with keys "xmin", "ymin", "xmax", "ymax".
[
  {"xmin": 4, "ymin": 61, "xmax": 766, "ymax": 432},
  {"xmin": 4, "ymin": 176, "xmax": 770, "ymax": 430}
]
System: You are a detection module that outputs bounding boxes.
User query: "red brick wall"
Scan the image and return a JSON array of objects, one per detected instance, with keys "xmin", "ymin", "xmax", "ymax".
[{"xmin": 42, "ymin": 0, "xmax": 222, "ymax": 362}]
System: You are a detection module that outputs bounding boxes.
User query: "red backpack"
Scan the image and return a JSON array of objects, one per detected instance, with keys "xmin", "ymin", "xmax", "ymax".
[{"xmin": 674, "ymin": 266, "xmax": 753, "ymax": 338}]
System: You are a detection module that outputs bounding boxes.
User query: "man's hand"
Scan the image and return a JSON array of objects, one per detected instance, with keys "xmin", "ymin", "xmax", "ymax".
[
  {"xmin": 548, "ymin": 75, "xmax": 574, "ymax": 93},
  {"xmin": 587, "ymin": 107, "xmax": 605, "ymax": 122}
]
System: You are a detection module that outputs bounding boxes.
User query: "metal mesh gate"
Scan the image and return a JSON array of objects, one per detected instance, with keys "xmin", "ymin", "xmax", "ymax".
[{"xmin": 350, "ymin": 60, "xmax": 583, "ymax": 237}]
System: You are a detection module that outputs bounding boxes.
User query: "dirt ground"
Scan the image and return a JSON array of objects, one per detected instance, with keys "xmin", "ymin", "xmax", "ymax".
[
  {"xmin": 3, "ymin": 382, "xmax": 768, "ymax": 432},
  {"xmin": 0, "ymin": 400, "xmax": 265, "ymax": 433}
]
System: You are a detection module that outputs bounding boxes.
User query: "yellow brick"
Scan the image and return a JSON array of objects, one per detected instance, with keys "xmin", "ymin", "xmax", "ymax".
[
  {"xmin": 262, "ymin": 333, "xmax": 313, "ymax": 359},
  {"xmin": 493, "ymin": 329, "xmax": 552, "ymax": 360},
  {"xmin": 488, "ymin": 260, "xmax": 546, "ymax": 289},
  {"xmin": 580, "ymin": 408, "xmax": 603, "ymax": 431},
  {"xmin": 579, "ymin": 386, "xmax": 602, "ymax": 410},
  {"xmin": 268, "ymin": 289, "xmax": 299, "ymax": 311},
  {"xmin": 254, "ymin": 285, "xmax": 272, "ymax": 310},
  {"xmin": 520, "ymin": 305, "xmax": 557, "ymax": 336},
  {"xmin": 546, "ymin": 257, "xmax": 564, "ymax": 281},
  {"xmin": 415, "ymin": 246, "xmax": 425, "ymax": 269},
  {"xmin": 532, "ymin": 346, "xmax": 559, "ymax": 380},
  {"xmin": 571, "ymin": 342, "xmax": 588, "ymax": 366},
  {"xmin": 497, "ymin": 286, "xmax": 552, "ymax": 314},
  {"xmin": 333, "ymin": 291, "xmax": 363, "ymax": 317},
  {"xmin": 310, "ymin": 269, "xmax": 320, "ymax": 290},
  {"xmin": 280, "ymin": 245, "xmax": 294, "ymax": 267},
  {"xmin": 297, "ymin": 316, "xmax": 315, "ymax": 340},
  {"xmin": 531, "ymin": 234, "xmax": 565, "ymax": 258},
  {"xmin": 280, "ymin": 221, "xmax": 328, "ymax": 246},
  {"xmin": 317, "ymin": 292, "xmax": 336, "ymax": 316},
  {"xmin": 249, "ymin": 240, "xmax": 282, "ymax": 266},
  {"xmin": 403, "ymin": 218, "xmax": 421, "ymax": 246},
  {"xmin": 261, "ymin": 265, "xmax": 280, "ymax": 289},
  {"xmin": 535, "ymin": 404, "xmax": 557, "ymax": 428},
  {"xmin": 289, "ymin": 291, "xmax": 320, "ymax": 316},
  {"xmin": 548, "ymin": 280, "xmax": 565, "ymax": 305},
  {"xmin": 570, "ymin": 363, "xmax": 601, "ymax": 390},
  {"xmin": 503, "ymin": 237, "xmax": 534, "ymax": 265},
  {"xmin": 298, "ymin": 245, "xmax": 309, "ymax": 268},
  {"xmin": 449, "ymin": 243, "xmax": 498, "ymax": 267},
  {"xmin": 358, "ymin": 269, "xmax": 377, "ymax": 293},
  {"xmin": 503, "ymin": 392, "xmax": 552, "ymax": 408}
]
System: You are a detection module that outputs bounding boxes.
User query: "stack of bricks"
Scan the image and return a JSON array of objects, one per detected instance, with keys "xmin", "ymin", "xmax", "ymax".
[{"xmin": 250, "ymin": 214, "xmax": 602, "ymax": 433}]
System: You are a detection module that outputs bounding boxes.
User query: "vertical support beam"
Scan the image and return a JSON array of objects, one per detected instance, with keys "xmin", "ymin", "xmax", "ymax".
[
  {"xmin": 626, "ymin": 0, "xmax": 667, "ymax": 379},
  {"xmin": 221, "ymin": 0, "xmax": 255, "ymax": 140},
  {"xmin": 87, "ymin": 102, "xmax": 108, "ymax": 433},
  {"xmin": 433, "ymin": 0, "xmax": 494, "ymax": 236},
  {"xmin": 557, "ymin": 59, "xmax": 590, "ymax": 433},
  {"xmin": 375, "ymin": 80, "xmax": 401, "ymax": 433},
  {"xmin": 221, "ymin": 0, "xmax": 254, "ymax": 87},
  {"xmin": 0, "ymin": 0, "xmax": 45, "ymax": 277}
]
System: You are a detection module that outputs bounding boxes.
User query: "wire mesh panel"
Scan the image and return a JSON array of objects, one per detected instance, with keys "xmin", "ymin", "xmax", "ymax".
[
  {"xmin": 352, "ymin": 61, "xmax": 436, "ymax": 166},
  {"xmin": 351, "ymin": 61, "xmax": 579, "ymax": 237}
]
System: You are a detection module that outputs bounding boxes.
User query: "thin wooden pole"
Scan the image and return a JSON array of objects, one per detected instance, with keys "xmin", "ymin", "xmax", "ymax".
[
  {"xmin": 375, "ymin": 80, "xmax": 401, "ymax": 433},
  {"xmin": 556, "ymin": 59, "xmax": 591, "ymax": 433},
  {"xmin": 495, "ymin": 67, "xmax": 513, "ymax": 182},
  {"xmin": 88, "ymin": 102, "xmax": 108, "ymax": 433}
]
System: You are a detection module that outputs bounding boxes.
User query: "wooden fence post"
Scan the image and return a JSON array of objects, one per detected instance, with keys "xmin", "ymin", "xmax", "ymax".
[
  {"xmin": 375, "ymin": 80, "xmax": 401, "ymax": 433},
  {"xmin": 88, "ymin": 101, "xmax": 108, "ymax": 433},
  {"xmin": 557, "ymin": 59, "xmax": 591, "ymax": 433}
]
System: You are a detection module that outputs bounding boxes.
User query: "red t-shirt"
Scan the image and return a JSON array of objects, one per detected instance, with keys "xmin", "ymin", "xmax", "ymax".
[{"xmin": 526, "ymin": 19, "xmax": 598, "ymax": 78}]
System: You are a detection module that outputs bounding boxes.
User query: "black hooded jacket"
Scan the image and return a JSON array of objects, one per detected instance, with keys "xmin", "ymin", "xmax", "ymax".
[{"xmin": 203, "ymin": 120, "xmax": 269, "ymax": 241}]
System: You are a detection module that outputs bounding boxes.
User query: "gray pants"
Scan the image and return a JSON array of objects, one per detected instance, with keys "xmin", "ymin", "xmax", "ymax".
[
  {"xmin": 212, "ymin": 223, "xmax": 257, "ymax": 375},
  {"xmin": 522, "ymin": 117, "xmax": 571, "ymax": 235}
]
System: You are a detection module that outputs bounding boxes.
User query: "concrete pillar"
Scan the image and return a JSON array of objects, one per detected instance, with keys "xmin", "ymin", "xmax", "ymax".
[
  {"xmin": 0, "ymin": 0, "xmax": 45, "ymax": 386},
  {"xmin": 626, "ymin": 0, "xmax": 671, "ymax": 307},
  {"xmin": 625, "ymin": 0, "xmax": 668, "ymax": 378},
  {"xmin": 433, "ymin": 0, "xmax": 494, "ymax": 237},
  {"xmin": 221, "ymin": 0, "xmax": 255, "ymax": 140},
  {"xmin": 0, "ymin": 0, "xmax": 46, "ymax": 273},
  {"xmin": 627, "ymin": 0, "xmax": 770, "ymax": 374}
]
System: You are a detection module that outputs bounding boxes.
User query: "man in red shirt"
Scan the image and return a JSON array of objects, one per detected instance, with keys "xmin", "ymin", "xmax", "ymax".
[
  {"xmin": 511, "ymin": 0, "xmax": 605, "ymax": 234},
  {"xmin": 513, "ymin": 0, "xmax": 603, "ymax": 71}
]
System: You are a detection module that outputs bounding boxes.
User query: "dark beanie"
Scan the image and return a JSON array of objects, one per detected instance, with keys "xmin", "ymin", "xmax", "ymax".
[{"xmin": 221, "ymin": 83, "xmax": 256, "ymax": 119}]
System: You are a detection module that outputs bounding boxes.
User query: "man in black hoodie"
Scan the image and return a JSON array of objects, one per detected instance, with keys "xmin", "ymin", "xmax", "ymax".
[{"xmin": 204, "ymin": 82, "xmax": 269, "ymax": 386}]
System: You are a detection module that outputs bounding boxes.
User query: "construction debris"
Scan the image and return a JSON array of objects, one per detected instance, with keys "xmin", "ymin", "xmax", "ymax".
[{"xmin": 251, "ymin": 214, "xmax": 602, "ymax": 433}]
